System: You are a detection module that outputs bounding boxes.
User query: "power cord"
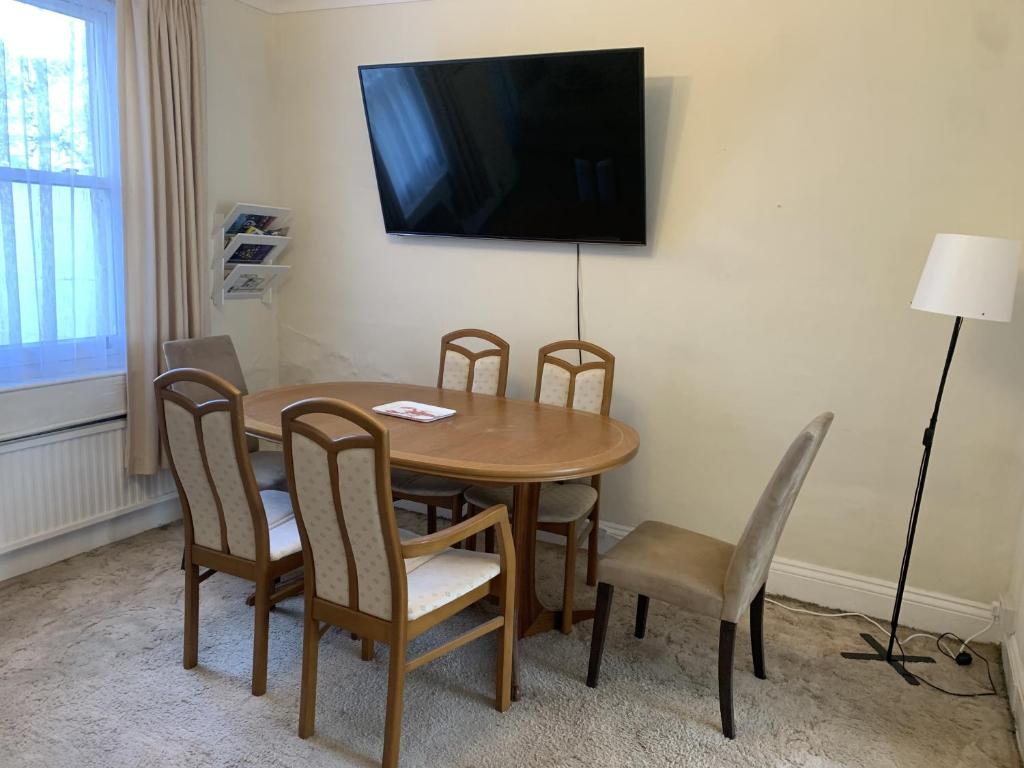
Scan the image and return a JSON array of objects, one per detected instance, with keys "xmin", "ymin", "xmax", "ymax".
[
  {"xmin": 575, "ymin": 242, "xmax": 583, "ymax": 365},
  {"xmin": 766, "ymin": 597, "xmax": 997, "ymax": 697}
]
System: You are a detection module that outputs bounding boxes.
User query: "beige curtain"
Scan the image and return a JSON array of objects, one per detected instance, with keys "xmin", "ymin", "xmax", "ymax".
[{"xmin": 119, "ymin": 0, "xmax": 208, "ymax": 475}]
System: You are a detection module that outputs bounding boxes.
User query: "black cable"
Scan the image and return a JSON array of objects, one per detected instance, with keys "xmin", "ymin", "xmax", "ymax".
[
  {"xmin": 891, "ymin": 632, "xmax": 997, "ymax": 697},
  {"xmin": 576, "ymin": 242, "xmax": 582, "ymax": 365}
]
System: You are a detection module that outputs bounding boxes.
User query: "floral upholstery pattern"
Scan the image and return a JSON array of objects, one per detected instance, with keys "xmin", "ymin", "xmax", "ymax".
[
  {"xmin": 289, "ymin": 433, "xmax": 351, "ymax": 607},
  {"xmin": 571, "ymin": 369, "xmax": 606, "ymax": 414},
  {"xmin": 200, "ymin": 410, "xmax": 257, "ymax": 559},
  {"xmin": 335, "ymin": 447, "xmax": 395, "ymax": 620},
  {"xmin": 406, "ymin": 549, "xmax": 500, "ymax": 620},
  {"xmin": 441, "ymin": 351, "xmax": 471, "ymax": 391},
  {"xmin": 163, "ymin": 400, "xmax": 222, "ymax": 551},
  {"xmin": 538, "ymin": 363, "xmax": 571, "ymax": 407},
  {"xmin": 470, "ymin": 354, "xmax": 502, "ymax": 395}
]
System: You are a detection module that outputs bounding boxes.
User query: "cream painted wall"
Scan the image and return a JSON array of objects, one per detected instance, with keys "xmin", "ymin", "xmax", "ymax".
[
  {"xmin": 204, "ymin": 0, "xmax": 283, "ymax": 391},
  {"xmin": 256, "ymin": 0, "xmax": 1024, "ymax": 604}
]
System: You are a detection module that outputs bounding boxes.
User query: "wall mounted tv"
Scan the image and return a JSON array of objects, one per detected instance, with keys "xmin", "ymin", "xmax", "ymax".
[{"xmin": 358, "ymin": 48, "xmax": 646, "ymax": 245}]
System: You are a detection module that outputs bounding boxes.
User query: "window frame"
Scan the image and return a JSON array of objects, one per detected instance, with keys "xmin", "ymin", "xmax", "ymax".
[{"xmin": 0, "ymin": 0, "xmax": 124, "ymax": 387}]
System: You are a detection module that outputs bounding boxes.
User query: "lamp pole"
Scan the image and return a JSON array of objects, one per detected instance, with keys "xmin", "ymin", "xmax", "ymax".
[{"xmin": 885, "ymin": 315, "xmax": 962, "ymax": 661}]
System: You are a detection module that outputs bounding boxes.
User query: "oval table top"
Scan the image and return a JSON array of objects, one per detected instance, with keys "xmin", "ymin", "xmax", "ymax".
[{"xmin": 243, "ymin": 380, "xmax": 640, "ymax": 484}]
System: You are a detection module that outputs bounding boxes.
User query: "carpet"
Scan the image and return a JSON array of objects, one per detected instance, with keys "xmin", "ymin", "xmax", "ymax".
[{"xmin": 0, "ymin": 512, "xmax": 1017, "ymax": 767}]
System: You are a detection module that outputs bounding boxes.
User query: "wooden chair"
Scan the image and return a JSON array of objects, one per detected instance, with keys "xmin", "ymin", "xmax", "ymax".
[
  {"xmin": 154, "ymin": 368, "xmax": 305, "ymax": 696},
  {"xmin": 163, "ymin": 335, "xmax": 287, "ymax": 492},
  {"xmin": 391, "ymin": 329, "xmax": 510, "ymax": 542},
  {"xmin": 465, "ymin": 340, "xmax": 614, "ymax": 633},
  {"xmin": 281, "ymin": 397, "xmax": 516, "ymax": 768},
  {"xmin": 586, "ymin": 413, "xmax": 833, "ymax": 738}
]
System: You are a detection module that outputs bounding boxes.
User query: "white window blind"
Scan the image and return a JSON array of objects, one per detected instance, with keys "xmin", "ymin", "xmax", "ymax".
[{"xmin": 0, "ymin": 0, "xmax": 123, "ymax": 387}]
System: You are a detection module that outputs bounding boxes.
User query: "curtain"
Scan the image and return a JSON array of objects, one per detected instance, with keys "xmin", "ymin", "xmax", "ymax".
[
  {"xmin": 119, "ymin": 0, "xmax": 207, "ymax": 475},
  {"xmin": 0, "ymin": 0, "xmax": 124, "ymax": 385}
]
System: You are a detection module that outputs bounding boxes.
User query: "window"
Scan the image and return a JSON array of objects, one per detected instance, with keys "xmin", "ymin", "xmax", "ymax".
[{"xmin": 0, "ymin": 0, "xmax": 122, "ymax": 387}]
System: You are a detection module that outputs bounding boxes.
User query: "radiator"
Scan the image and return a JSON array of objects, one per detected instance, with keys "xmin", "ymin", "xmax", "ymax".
[{"xmin": 0, "ymin": 419, "xmax": 177, "ymax": 554}]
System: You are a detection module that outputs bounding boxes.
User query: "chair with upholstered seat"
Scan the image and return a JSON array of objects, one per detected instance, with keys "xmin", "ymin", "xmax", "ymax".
[
  {"xmin": 586, "ymin": 413, "xmax": 833, "ymax": 738},
  {"xmin": 163, "ymin": 335, "xmax": 287, "ymax": 492},
  {"xmin": 154, "ymin": 368, "xmax": 305, "ymax": 696},
  {"xmin": 465, "ymin": 340, "xmax": 614, "ymax": 633},
  {"xmin": 391, "ymin": 329, "xmax": 510, "ymax": 543},
  {"xmin": 282, "ymin": 397, "xmax": 516, "ymax": 768}
]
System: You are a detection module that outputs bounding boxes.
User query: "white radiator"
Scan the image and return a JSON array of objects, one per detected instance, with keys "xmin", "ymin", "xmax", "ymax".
[{"xmin": 0, "ymin": 419, "xmax": 177, "ymax": 554}]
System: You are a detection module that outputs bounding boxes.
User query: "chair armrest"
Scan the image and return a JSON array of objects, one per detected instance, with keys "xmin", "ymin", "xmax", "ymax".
[{"xmin": 401, "ymin": 504, "xmax": 509, "ymax": 560}]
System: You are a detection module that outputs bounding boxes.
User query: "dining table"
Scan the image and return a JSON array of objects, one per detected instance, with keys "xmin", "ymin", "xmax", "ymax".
[{"xmin": 243, "ymin": 380, "xmax": 640, "ymax": 640}]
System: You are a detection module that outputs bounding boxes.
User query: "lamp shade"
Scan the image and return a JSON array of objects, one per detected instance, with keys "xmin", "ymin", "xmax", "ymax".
[{"xmin": 911, "ymin": 233, "xmax": 1021, "ymax": 322}]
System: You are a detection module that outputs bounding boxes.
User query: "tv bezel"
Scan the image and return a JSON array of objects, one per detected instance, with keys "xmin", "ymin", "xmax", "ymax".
[{"xmin": 357, "ymin": 47, "xmax": 647, "ymax": 246}]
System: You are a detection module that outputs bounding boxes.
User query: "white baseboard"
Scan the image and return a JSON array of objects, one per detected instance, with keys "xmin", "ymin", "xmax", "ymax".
[
  {"xmin": 599, "ymin": 521, "xmax": 999, "ymax": 642},
  {"xmin": 0, "ymin": 497, "xmax": 181, "ymax": 583},
  {"xmin": 1003, "ymin": 635, "xmax": 1024, "ymax": 759}
]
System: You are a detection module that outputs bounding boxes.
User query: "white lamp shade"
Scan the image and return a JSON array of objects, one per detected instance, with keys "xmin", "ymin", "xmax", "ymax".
[{"xmin": 911, "ymin": 233, "xmax": 1021, "ymax": 322}]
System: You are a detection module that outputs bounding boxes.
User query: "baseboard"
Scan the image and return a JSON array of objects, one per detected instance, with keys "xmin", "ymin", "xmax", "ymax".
[
  {"xmin": 600, "ymin": 521, "xmax": 1000, "ymax": 642},
  {"xmin": 0, "ymin": 497, "xmax": 181, "ymax": 583},
  {"xmin": 1003, "ymin": 634, "xmax": 1024, "ymax": 759}
]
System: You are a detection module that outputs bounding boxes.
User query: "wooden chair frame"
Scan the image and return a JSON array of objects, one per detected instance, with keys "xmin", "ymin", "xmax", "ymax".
[
  {"xmin": 467, "ymin": 340, "xmax": 615, "ymax": 631},
  {"xmin": 154, "ymin": 368, "xmax": 303, "ymax": 696},
  {"xmin": 534, "ymin": 340, "xmax": 614, "ymax": 629},
  {"xmin": 282, "ymin": 398, "xmax": 516, "ymax": 768},
  {"xmin": 393, "ymin": 329, "xmax": 511, "ymax": 546}
]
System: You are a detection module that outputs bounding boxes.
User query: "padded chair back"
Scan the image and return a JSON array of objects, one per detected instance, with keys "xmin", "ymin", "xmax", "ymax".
[
  {"xmin": 534, "ymin": 340, "xmax": 615, "ymax": 416},
  {"xmin": 437, "ymin": 329, "xmax": 510, "ymax": 396},
  {"xmin": 154, "ymin": 368, "xmax": 268, "ymax": 561},
  {"xmin": 163, "ymin": 335, "xmax": 258, "ymax": 452},
  {"xmin": 282, "ymin": 398, "xmax": 405, "ymax": 621},
  {"xmin": 721, "ymin": 412, "xmax": 834, "ymax": 622}
]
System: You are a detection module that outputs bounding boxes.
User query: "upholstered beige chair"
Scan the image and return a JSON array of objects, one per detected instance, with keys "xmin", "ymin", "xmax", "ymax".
[
  {"xmin": 586, "ymin": 413, "xmax": 833, "ymax": 739},
  {"xmin": 391, "ymin": 329, "xmax": 510, "ymax": 543},
  {"xmin": 154, "ymin": 368, "xmax": 305, "ymax": 696},
  {"xmin": 163, "ymin": 335, "xmax": 287, "ymax": 492},
  {"xmin": 465, "ymin": 340, "xmax": 614, "ymax": 632},
  {"xmin": 282, "ymin": 397, "xmax": 516, "ymax": 768}
]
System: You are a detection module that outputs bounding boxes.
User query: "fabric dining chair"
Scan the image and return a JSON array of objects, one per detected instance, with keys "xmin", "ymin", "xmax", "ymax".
[
  {"xmin": 391, "ymin": 329, "xmax": 510, "ymax": 543},
  {"xmin": 586, "ymin": 412, "xmax": 834, "ymax": 738},
  {"xmin": 282, "ymin": 397, "xmax": 516, "ymax": 768},
  {"xmin": 465, "ymin": 340, "xmax": 614, "ymax": 633},
  {"xmin": 154, "ymin": 368, "xmax": 305, "ymax": 696},
  {"xmin": 163, "ymin": 335, "xmax": 288, "ymax": 493}
]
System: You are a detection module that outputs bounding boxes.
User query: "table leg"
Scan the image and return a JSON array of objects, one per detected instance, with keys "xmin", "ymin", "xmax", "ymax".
[{"xmin": 513, "ymin": 483, "xmax": 541, "ymax": 638}]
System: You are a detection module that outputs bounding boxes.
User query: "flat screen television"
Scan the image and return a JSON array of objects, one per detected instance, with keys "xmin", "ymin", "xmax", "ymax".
[{"xmin": 358, "ymin": 48, "xmax": 646, "ymax": 245}]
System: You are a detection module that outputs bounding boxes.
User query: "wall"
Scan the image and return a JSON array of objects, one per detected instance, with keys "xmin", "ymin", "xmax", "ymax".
[
  {"xmin": 205, "ymin": 0, "xmax": 283, "ymax": 390},
  {"xmin": 265, "ymin": 0, "xmax": 1024, "ymax": 605}
]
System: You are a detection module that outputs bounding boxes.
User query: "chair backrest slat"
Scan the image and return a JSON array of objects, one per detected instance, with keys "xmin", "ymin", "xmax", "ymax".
[
  {"xmin": 283, "ymin": 399, "xmax": 405, "ymax": 621},
  {"xmin": 437, "ymin": 329, "xmax": 510, "ymax": 397},
  {"xmin": 155, "ymin": 368, "xmax": 267, "ymax": 561},
  {"xmin": 721, "ymin": 412, "xmax": 834, "ymax": 622},
  {"xmin": 535, "ymin": 341, "xmax": 615, "ymax": 416}
]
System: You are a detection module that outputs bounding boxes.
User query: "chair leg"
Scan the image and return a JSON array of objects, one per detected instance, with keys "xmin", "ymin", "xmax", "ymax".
[
  {"xmin": 495, "ymin": 577, "xmax": 514, "ymax": 712},
  {"xmin": 719, "ymin": 620, "xmax": 737, "ymax": 739},
  {"xmin": 750, "ymin": 584, "xmax": 766, "ymax": 680},
  {"xmin": 252, "ymin": 576, "xmax": 271, "ymax": 696},
  {"xmin": 183, "ymin": 560, "xmax": 199, "ymax": 669},
  {"xmin": 634, "ymin": 594, "xmax": 650, "ymax": 639},
  {"xmin": 361, "ymin": 637, "xmax": 375, "ymax": 661},
  {"xmin": 298, "ymin": 613, "xmax": 320, "ymax": 738},
  {"xmin": 382, "ymin": 641, "xmax": 407, "ymax": 768},
  {"xmin": 586, "ymin": 508, "xmax": 600, "ymax": 587},
  {"xmin": 561, "ymin": 522, "xmax": 577, "ymax": 634},
  {"xmin": 453, "ymin": 501, "xmax": 466, "ymax": 549},
  {"xmin": 426, "ymin": 505, "xmax": 438, "ymax": 534},
  {"xmin": 587, "ymin": 582, "xmax": 614, "ymax": 688}
]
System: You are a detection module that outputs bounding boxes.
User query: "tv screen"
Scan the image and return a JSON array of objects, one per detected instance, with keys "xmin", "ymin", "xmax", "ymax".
[{"xmin": 358, "ymin": 48, "xmax": 646, "ymax": 245}]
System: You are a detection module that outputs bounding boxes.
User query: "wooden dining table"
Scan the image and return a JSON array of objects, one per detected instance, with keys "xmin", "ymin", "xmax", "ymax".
[{"xmin": 243, "ymin": 380, "xmax": 640, "ymax": 640}]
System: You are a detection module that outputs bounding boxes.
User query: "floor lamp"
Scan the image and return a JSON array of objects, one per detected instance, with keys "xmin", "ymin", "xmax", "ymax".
[{"xmin": 842, "ymin": 233, "xmax": 1021, "ymax": 684}]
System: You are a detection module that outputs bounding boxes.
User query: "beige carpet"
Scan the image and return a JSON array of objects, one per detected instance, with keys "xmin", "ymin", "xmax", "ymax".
[{"xmin": 0, "ymin": 512, "xmax": 1018, "ymax": 768}]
